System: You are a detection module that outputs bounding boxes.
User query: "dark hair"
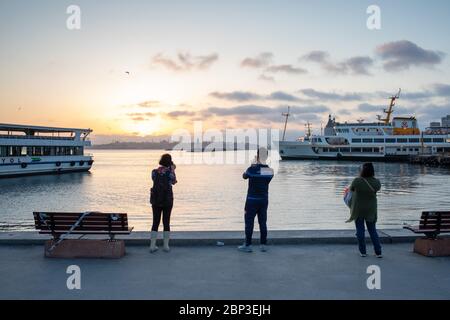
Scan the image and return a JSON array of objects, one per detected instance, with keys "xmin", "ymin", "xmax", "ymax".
[
  {"xmin": 360, "ymin": 162, "xmax": 375, "ymax": 178},
  {"xmin": 159, "ymin": 154, "xmax": 173, "ymax": 168}
]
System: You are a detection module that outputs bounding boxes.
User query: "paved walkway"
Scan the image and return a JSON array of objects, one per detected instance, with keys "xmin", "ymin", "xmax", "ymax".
[{"xmin": 0, "ymin": 243, "xmax": 449, "ymax": 300}]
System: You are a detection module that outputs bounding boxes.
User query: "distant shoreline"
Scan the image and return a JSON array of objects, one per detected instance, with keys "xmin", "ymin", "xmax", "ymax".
[{"xmin": 88, "ymin": 141, "xmax": 177, "ymax": 150}]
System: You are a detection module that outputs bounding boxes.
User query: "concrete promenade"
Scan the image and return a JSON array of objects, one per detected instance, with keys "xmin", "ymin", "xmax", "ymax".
[{"xmin": 0, "ymin": 230, "xmax": 449, "ymax": 300}]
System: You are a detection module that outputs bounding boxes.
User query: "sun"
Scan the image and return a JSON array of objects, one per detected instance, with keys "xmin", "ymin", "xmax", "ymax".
[{"xmin": 125, "ymin": 117, "xmax": 165, "ymax": 137}]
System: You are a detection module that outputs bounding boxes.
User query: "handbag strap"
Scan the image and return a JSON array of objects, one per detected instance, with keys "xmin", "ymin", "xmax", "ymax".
[{"xmin": 362, "ymin": 178, "xmax": 376, "ymax": 193}]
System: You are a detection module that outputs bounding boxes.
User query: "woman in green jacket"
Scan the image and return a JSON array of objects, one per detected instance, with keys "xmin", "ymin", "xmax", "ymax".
[{"xmin": 348, "ymin": 163, "xmax": 382, "ymax": 258}]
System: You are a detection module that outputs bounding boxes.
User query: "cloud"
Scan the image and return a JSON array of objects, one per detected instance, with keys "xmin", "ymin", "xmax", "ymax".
[
  {"xmin": 127, "ymin": 112, "xmax": 155, "ymax": 121},
  {"xmin": 299, "ymin": 89, "xmax": 365, "ymax": 101},
  {"xmin": 137, "ymin": 100, "xmax": 160, "ymax": 108},
  {"xmin": 302, "ymin": 50, "xmax": 329, "ymax": 63},
  {"xmin": 302, "ymin": 50, "xmax": 373, "ymax": 75},
  {"xmin": 258, "ymin": 74, "xmax": 275, "ymax": 82},
  {"xmin": 241, "ymin": 52, "xmax": 273, "ymax": 68},
  {"xmin": 265, "ymin": 64, "xmax": 308, "ymax": 75},
  {"xmin": 205, "ymin": 105, "xmax": 272, "ymax": 116},
  {"xmin": 433, "ymin": 83, "xmax": 450, "ymax": 97},
  {"xmin": 152, "ymin": 52, "xmax": 219, "ymax": 71},
  {"xmin": 166, "ymin": 111, "xmax": 196, "ymax": 118},
  {"xmin": 209, "ymin": 91, "xmax": 263, "ymax": 102},
  {"xmin": 375, "ymin": 83, "xmax": 450, "ymax": 100},
  {"xmin": 241, "ymin": 52, "xmax": 307, "ymax": 79},
  {"xmin": 376, "ymin": 40, "xmax": 444, "ymax": 71},
  {"xmin": 268, "ymin": 91, "xmax": 301, "ymax": 102},
  {"xmin": 204, "ymin": 104, "xmax": 329, "ymax": 117},
  {"xmin": 414, "ymin": 104, "xmax": 450, "ymax": 122},
  {"xmin": 209, "ymin": 90, "xmax": 302, "ymax": 102},
  {"xmin": 343, "ymin": 56, "xmax": 374, "ymax": 75},
  {"xmin": 357, "ymin": 103, "xmax": 383, "ymax": 112}
]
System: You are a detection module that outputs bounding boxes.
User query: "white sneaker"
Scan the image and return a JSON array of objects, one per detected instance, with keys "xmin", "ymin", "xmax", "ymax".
[
  {"xmin": 238, "ymin": 244, "xmax": 253, "ymax": 253},
  {"xmin": 360, "ymin": 253, "xmax": 367, "ymax": 257},
  {"xmin": 260, "ymin": 245, "xmax": 268, "ymax": 252},
  {"xmin": 376, "ymin": 254, "xmax": 383, "ymax": 258}
]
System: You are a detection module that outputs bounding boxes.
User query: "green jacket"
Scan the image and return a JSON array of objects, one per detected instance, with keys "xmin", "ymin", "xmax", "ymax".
[{"xmin": 348, "ymin": 177, "xmax": 381, "ymax": 223}]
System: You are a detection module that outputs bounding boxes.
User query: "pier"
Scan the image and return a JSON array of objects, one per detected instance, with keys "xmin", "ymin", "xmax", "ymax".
[
  {"xmin": 409, "ymin": 154, "xmax": 450, "ymax": 167},
  {"xmin": 1, "ymin": 230, "xmax": 449, "ymax": 300}
]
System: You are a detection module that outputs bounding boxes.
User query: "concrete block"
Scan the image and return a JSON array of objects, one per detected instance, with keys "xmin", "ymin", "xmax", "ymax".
[
  {"xmin": 44, "ymin": 239, "xmax": 126, "ymax": 259},
  {"xmin": 413, "ymin": 238, "xmax": 450, "ymax": 257}
]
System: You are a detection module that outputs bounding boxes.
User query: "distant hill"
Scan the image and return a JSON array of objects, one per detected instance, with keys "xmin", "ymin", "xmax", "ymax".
[{"xmin": 89, "ymin": 140, "xmax": 178, "ymax": 150}]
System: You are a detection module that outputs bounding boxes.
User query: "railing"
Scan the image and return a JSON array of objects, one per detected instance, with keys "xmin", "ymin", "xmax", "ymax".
[{"xmin": 0, "ymin": 134, "xmax": 75, "ymax": 141}]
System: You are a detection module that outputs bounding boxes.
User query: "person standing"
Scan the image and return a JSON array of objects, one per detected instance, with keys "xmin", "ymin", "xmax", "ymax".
[
  {"xmin": 238, "ymin": 147, "xmax": 274, "ymax": 253},
  {"xmin": 150, "ymin": 154, "xmax": 177, "ymax": 253},
  {"xmin": 347, "ymin": 162, "xmax": 382, "ymax": 258}
]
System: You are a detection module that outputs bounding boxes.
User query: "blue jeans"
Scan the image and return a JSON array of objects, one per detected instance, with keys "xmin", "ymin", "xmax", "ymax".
[
  {"xmin": 244, "ymin": 198, "xmax": 268, "ymax": 246},
  {"xmin": 355, "ymin": 218, "xmax": 382, "ymax": 255}
]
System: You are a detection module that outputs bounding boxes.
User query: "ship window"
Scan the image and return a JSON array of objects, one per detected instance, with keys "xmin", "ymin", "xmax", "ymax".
[
  {"xmin": 32, "ymin": 147, "xmax": 43, "ymax": 156},
  {"xmin": 397, "ymin": 138, "xmax": 408, "ymax": 143},
  {"xmin": 322, "ymin": 148, "xmax": 329, "ymax": 152},
  {"xmin": 409, "ymin": 138, "xmax": 420, "ymax": 143},
  {"xmin": 386, "ymin": 138, "xmax": 396, "ymax": 143},
  {"xmin": 397, "ymin": 148, "xmax": 401, "ymax": 152},
  {"xmin": 363, "ymin": 139, "xmax": 373, "ymax": 143},
  {"xmin": 423, "ymin": 138, "xmax": 432, "ymax": 143},
  {"xmin": 433, "ymin": 138, "xmax": 444, "ymax": 143},
  {"xmin": 374, "ymin": 148, "xmax": 380, "ymax": 153},
  {"xmin": 363, "ymin": 148, "xmax": 372, "ymax": 153},
  {"xmin": 374, "ymin": 138, "xmax": 384, "ymax": 143},
  {"xmin": 437, "ymin": 148, "xmax": 444, "ymax": 153},
  {"xmin": 340, "ymin": 148, "xmax": 350, "ymax": 153},
  {"xmin": 43, "ymin": 147, "xmax": 53, "ymax": 156},
  {"xmin": 351, "ymin": 148, "xmax": 362, "ymax": 152},
  {"xmin": 8, "ymin": 146, "xmax": 21, "ymax": 156},
  {"xmin": 21, "ymin": 147, "xmax": 27, "ymax": 156},
  {"xmin": 352, "ymin": 139, "xmax": 362, "ymax": 143},
  {"xmin": 0, "ymin": 146, "xmax": 7, "ymax": 157}
]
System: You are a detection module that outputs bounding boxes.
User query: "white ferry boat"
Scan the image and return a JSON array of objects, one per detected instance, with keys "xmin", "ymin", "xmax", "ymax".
[
  {"xmin": 279, "ymin": 91, "xmax": 450, "ymax": 161},
  {"xmin": 0, "ymin": 124, "xmax": 94, "ymax": 177}
]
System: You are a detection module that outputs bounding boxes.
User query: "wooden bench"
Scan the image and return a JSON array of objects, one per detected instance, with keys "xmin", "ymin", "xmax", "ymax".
[
  {"xmin": 404, "ymin": 211, "xmax": 450, "ymax": 257},
  {"xmin": 404, "ymin": 211, "xmax": 450, "ymax": 239},
  {"xmin": 33, "ymin": 211, "xmax": 134, "ymax": 258}
]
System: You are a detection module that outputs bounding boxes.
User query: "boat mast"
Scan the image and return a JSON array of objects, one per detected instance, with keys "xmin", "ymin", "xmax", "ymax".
[
  {"xmin": 378, "ymin": 88, "xmax": 401, "ymax": 124},
  {"xmin": 282, "ymin": 106, "xmax": 291, "ymax": 141}
]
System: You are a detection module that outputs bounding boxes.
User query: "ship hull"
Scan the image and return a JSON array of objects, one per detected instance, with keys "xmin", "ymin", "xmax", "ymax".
[
  {"xmin": 278, "ymin": 140, "xmax": 448, "ymax": 163},
  {"xmin": 0, "ymin": 156, "xmax": 93, "ymax": 178},
  {"xmin": 280, "ymin": 155, "xmax": 409, "ymax": 162}
]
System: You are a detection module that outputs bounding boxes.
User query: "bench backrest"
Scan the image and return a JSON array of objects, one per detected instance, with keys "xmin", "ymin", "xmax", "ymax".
[
  {"xmin": 33, "ymin": 212, "xmax": 129, "ymax": 235},
  {"xmin": 419, "ymin": 211, "xmax": 450, "ymax": 233}
]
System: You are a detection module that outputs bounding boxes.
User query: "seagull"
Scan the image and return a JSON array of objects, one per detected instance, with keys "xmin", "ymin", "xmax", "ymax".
[{"xmin": 125, "ymin": 71, "xmax": 130, "ymax": 75}]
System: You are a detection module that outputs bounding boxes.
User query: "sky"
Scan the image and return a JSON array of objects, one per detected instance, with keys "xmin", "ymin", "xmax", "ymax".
[{"xmin": 1, "ymin": 0, "xmax": 450, "ymax": 143}]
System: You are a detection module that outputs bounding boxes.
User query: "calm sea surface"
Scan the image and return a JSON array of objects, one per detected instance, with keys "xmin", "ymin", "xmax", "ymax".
[{"xmin": 1, "ymin": 149, "xmax": 450, "ymax": 232}]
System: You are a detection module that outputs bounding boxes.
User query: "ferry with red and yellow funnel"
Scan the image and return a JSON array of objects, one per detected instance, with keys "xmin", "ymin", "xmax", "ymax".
[{"xmin": 279, "ymin": 90, "xmax": 450, "ymax": 161}]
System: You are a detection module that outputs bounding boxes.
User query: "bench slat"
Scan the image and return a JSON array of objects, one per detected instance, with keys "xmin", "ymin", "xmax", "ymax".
[
  {"xmin": 37, "ymin": 226, "xmax": 130, "ymax": 231},
  {"xmin": 33, "ymin": 212, "xmax": 132, "ymax": 237},
  {"xmin": 39, "ymin": 228, "xmax": 133, "ymax": 235},
  {"xmin": 34, "ymin": 219, "xmax": 128, "ymax": 226}
]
